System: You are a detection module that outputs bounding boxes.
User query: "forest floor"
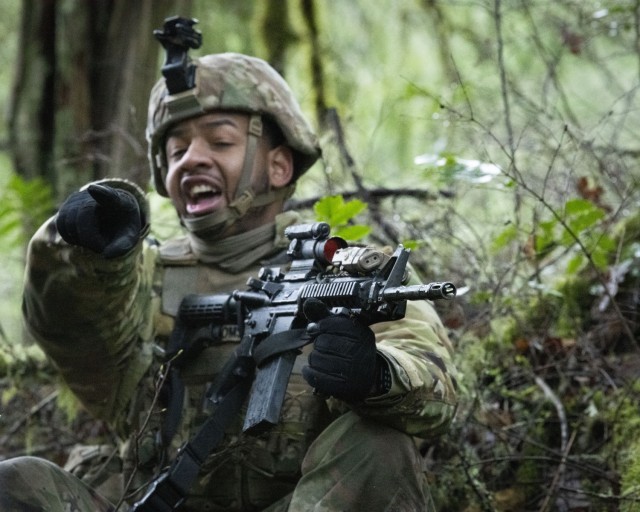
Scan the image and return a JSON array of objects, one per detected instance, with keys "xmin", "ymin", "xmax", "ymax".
[{"xmin": 0, "ymin": 364, "xmax": 113, "ymax": 469}]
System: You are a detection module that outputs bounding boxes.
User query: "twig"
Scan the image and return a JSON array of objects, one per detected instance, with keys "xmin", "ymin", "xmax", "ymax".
[
  {"xmin": 534, "ymin": 375, "xmax": 571, "ymax": 512},
  {"xmin": 115, "ymin": 361, "xmax": 172, "ymax": 510},
  {"xmin": 455, "ymin": 443, "xmax": 495, "ymax": 512},
  {"xmin": 286, "ymin": 186, "xmax": 448, "ymax": 212}
]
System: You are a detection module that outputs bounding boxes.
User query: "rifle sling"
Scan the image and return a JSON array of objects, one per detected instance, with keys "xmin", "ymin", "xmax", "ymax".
[
  {"xmin": 161, "ymin": 367, "xmax": 185, "ymax": 448},
  {"xmin": 132, "ymin": 376, "xmax": 252, "ymax": 512},
  {"xmin": 161, "ymin": 322, "xmax": 226, "ymax": 448},
  {"xmin": 135, "ymin": 328, "xmax": 309, "ymax": 510},
  {"xmin": 251, "ymin": 328, "xmax": 310, "ymax": 366}
]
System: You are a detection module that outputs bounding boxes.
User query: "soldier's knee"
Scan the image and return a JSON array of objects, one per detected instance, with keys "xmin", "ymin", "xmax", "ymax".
[
  {"xmin": 0, "ymin": 457, "xmax": 58, "ymax": 508},
  {"xmin": 0, "ymin": 455, "xmax": 53, "ymax": 477},
  {"xmin": 0, "ymin": 456, "xmax": 116, "ymax": 512},
  {"xmin": 303, "ymin": 411, "xmax": 422, "ymax": 475},
  {"xmin": 294, "ymin": 413, "xmax": 431, "ymax": 511},
  {"xmin": 347, "ymin": 415, "xmax": 421, "ymax": 469}
]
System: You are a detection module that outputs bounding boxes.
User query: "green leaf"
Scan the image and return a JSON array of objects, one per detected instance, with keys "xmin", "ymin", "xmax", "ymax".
[
  {"xmin": 0, "ymin": 174, "xmax": 54, "ymax": 248},
  {"xmin": 566, "ymin": 253, "xmax": 585, "ymax": 274},
  {"xmin": 313, "ymin": 195, "xmax": 370, "ymax": 240},
  {"xmin": 535, "ymin": 219, "xmax": 557, "ymax": 254},
  {"xmin": 596, "ymin": 234, "xmax": 616, "ymax": 253},
  {"xmin": 402, "ymin": 239, "xmax": 421, "ymax": 250},
  {"xmin": 335, "ymin": 199, "xmax": 367, "ymax": 225},
  {"xmin": 313, "ymin": 195, "xmax": 343, "ymax": 222},
  {"xmin": 538, "ymin": 219, "xmax": 557, "ymax": 237},
  {"xmin": 0, "ymin": 215, "xmax": 21, "ymax": 236},
  {"xmin": 567, "ymin": 209, "xmax": 605, "ymax": 234},
  {"xmin": 534, "ymin": 219, "xmax": 558, "ymax": 254},
  {"xmin": 491, "ymin": 223, "xmax": 518, "ymax": 252},
  {"xmin": 591, "ymin": 249, "xmax": 609, "ymax": 270},
  {"xmin": 564, "ymin": 198, "xmax": 594, "ymax": 216},
  {"xmin": 562, "ymin": 198, "xmax": 605, "ymax": 239},
  {"xmin": 313, "ymin": 195, "xmax": 368, "ymax": 233},
  {"xmin": 334, "ymin": 224, "xmax": 371, "ymax": 241}
]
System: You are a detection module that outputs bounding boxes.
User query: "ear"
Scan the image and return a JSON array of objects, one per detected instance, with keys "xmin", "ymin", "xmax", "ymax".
[{"xmin": 267, "ymin": 146, "xmax": 294, "ymax": 188}]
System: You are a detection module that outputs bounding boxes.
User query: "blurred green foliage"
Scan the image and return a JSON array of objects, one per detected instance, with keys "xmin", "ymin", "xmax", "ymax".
[{"xmin": 0, "ymin": 151, "xmax": 53, "ymax": 370}]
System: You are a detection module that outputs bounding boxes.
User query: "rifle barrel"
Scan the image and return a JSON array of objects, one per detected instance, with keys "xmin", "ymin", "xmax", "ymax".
[{"xmin": 382, "ymin": 282, "xmax": 456, "ymax": 302}]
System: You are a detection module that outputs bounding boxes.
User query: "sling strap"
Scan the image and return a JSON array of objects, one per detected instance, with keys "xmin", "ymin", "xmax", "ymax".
[
  {"xmin": 251, "ymin": 328, "xmax": 310, "ymax": 366},
  {"xmin": 131, "ymin": 377, "xmax": 251, "ymax": 512},
  {"xmin": 132, "ymin": 328, "xmax": 311, "ymax": 511}
]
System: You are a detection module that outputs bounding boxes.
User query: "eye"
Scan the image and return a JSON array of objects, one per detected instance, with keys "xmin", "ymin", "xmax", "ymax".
[
  {"xmin": 210, "ymin": 137, "xmax": 235, "ymax": 149},
  {"xmin": 166, "ymin": 140, "xmax": 187, "ymax": 161},
  {"xmin": 168, "ymin": 149, "xmax": 186, "ymax": 162}
]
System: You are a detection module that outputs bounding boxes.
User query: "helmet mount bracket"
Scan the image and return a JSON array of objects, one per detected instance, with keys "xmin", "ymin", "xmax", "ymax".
[{"xmin": 154, "ymin": 16, "xmax": 203, "ymax": 95}]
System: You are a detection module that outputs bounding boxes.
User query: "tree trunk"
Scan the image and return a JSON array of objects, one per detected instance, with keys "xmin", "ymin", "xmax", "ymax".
[{"xmin": 9, "ymin": 0, "xmax": 193, "ymax": 202}]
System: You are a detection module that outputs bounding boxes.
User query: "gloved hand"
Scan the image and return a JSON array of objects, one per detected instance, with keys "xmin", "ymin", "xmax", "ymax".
[
  {"xmin": 302, "ymin": 298, "xmax": 377, "ymax": 402},
  {"xmin": 56, "ymin": 183, "xmax": 144, "ymax": 259}
]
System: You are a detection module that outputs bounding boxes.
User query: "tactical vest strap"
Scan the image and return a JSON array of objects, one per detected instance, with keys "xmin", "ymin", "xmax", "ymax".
[
  {"xmin": 160, "ymin": 319, "xmax": 221, "ymax": 447},
  {"xmin": 160, "ymin": 367, "xmax": 186, "ymax": 448}
]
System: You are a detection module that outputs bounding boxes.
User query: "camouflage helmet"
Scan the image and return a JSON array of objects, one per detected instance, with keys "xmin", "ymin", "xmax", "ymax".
[{"xmin": 147, "ymin": 52, "xmax": 321, "ymax": 197}]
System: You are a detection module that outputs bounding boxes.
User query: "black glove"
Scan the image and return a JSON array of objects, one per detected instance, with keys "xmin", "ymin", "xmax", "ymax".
[
  {"xmin": 302, "ymin": 298, "xmax": 377, "ymax": 402},
  {"xmin": 56, "ymin": 183, "xmax": 144, "ymax": 259}
]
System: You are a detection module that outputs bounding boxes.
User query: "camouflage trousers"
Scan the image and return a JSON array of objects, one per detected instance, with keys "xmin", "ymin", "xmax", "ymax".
[{"xmin": 0, "ymin": 411, "xmax": 434, "ymax": 511}]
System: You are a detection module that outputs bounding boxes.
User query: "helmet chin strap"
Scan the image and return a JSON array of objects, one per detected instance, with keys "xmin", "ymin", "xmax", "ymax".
[{"xmin": 180, "ymin": 114, "xmax": 292, "ymax": 241}]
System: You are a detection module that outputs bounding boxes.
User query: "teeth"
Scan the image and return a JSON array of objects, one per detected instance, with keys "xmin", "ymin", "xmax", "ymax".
[{"xmin": 188, "ymin": 184, "xmax": 219, "ymax": 198}]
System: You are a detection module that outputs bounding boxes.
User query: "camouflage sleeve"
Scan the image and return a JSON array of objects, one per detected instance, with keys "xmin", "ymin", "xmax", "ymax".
[
  {"xmin": 22, "ymin": 179, "xmax": 157, "ymax": 432},
  {"xmin": 353, "ymin": 299, "xmax": 459, "ymax": 439}
]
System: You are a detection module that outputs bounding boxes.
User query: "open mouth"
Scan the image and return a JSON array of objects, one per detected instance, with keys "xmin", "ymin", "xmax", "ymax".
[{"xmin": 181, "ymin": 176, "xmax": 225, "ymax": 216}]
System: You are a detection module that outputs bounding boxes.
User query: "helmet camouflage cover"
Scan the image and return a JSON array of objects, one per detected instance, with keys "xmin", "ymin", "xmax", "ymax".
[{"xmin": 147, "ymin": 53, "xmax": 321, "ymax": 197}]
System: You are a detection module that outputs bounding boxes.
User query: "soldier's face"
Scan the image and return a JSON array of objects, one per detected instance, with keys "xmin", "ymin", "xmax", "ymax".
[{"xmin": 164, "ymin": 112, "xmax": 266, "ymax": 219}]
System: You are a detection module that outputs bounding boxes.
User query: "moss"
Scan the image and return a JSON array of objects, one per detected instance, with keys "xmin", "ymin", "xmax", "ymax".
[
  {"xmin": 620, "ymin": 439, "xmax": 640, "ymax": 512},
  {"xmin": 609, "ymin": 391, "xmax": 640, "ymax": 510},
  {"xmin": 613, "ymin": 211, "xmax": 640, "ymax": 254},
  {"xmin": 585, "ymin": 383, "xmax": 640, "ymax": 510},
  {"xmin": 0, "ymin": 349, "xmax": 8, "ymax": 378},
  {"xmin": 55, "ymin": 378, "xmax": 82, "ymax": 423},
  {"xmin": 513, "ymin": 456, "xmax": 540, "ymax": 502},
  {"xmin": 555, "ymin": 275, "xmax": 596, "ymax": 336}
]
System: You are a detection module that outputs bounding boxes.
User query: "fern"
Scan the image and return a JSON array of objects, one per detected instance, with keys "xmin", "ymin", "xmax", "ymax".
[{"xmin": 0, "ymin": 174, "xmax": 54, "ymax": 248}]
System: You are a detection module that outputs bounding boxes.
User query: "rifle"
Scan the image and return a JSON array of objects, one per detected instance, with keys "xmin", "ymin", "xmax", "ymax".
[{"xmin": 132, "ymin": 222, "xmax": 455, "ymax": 511}]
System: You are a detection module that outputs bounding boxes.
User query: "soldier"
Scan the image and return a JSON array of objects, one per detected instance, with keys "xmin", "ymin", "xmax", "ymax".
[{"xmin": 0, "ymin": 43, "xmax": 457, "ymax": 512}]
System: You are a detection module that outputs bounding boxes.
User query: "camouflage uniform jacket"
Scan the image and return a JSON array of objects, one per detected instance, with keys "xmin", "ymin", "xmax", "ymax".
[{"xmin": 22, "ymin": 180, "xmax": 458, "ymax": 509}]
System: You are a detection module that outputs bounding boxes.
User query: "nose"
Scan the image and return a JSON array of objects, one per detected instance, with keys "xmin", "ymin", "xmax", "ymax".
[
  {"xmin": 177, "ymin": 137, "xmax": 213, "ymax": 171},
  {"xmin": 165, "ymin": 137, "xmax": 213, "ymax": 188}
]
